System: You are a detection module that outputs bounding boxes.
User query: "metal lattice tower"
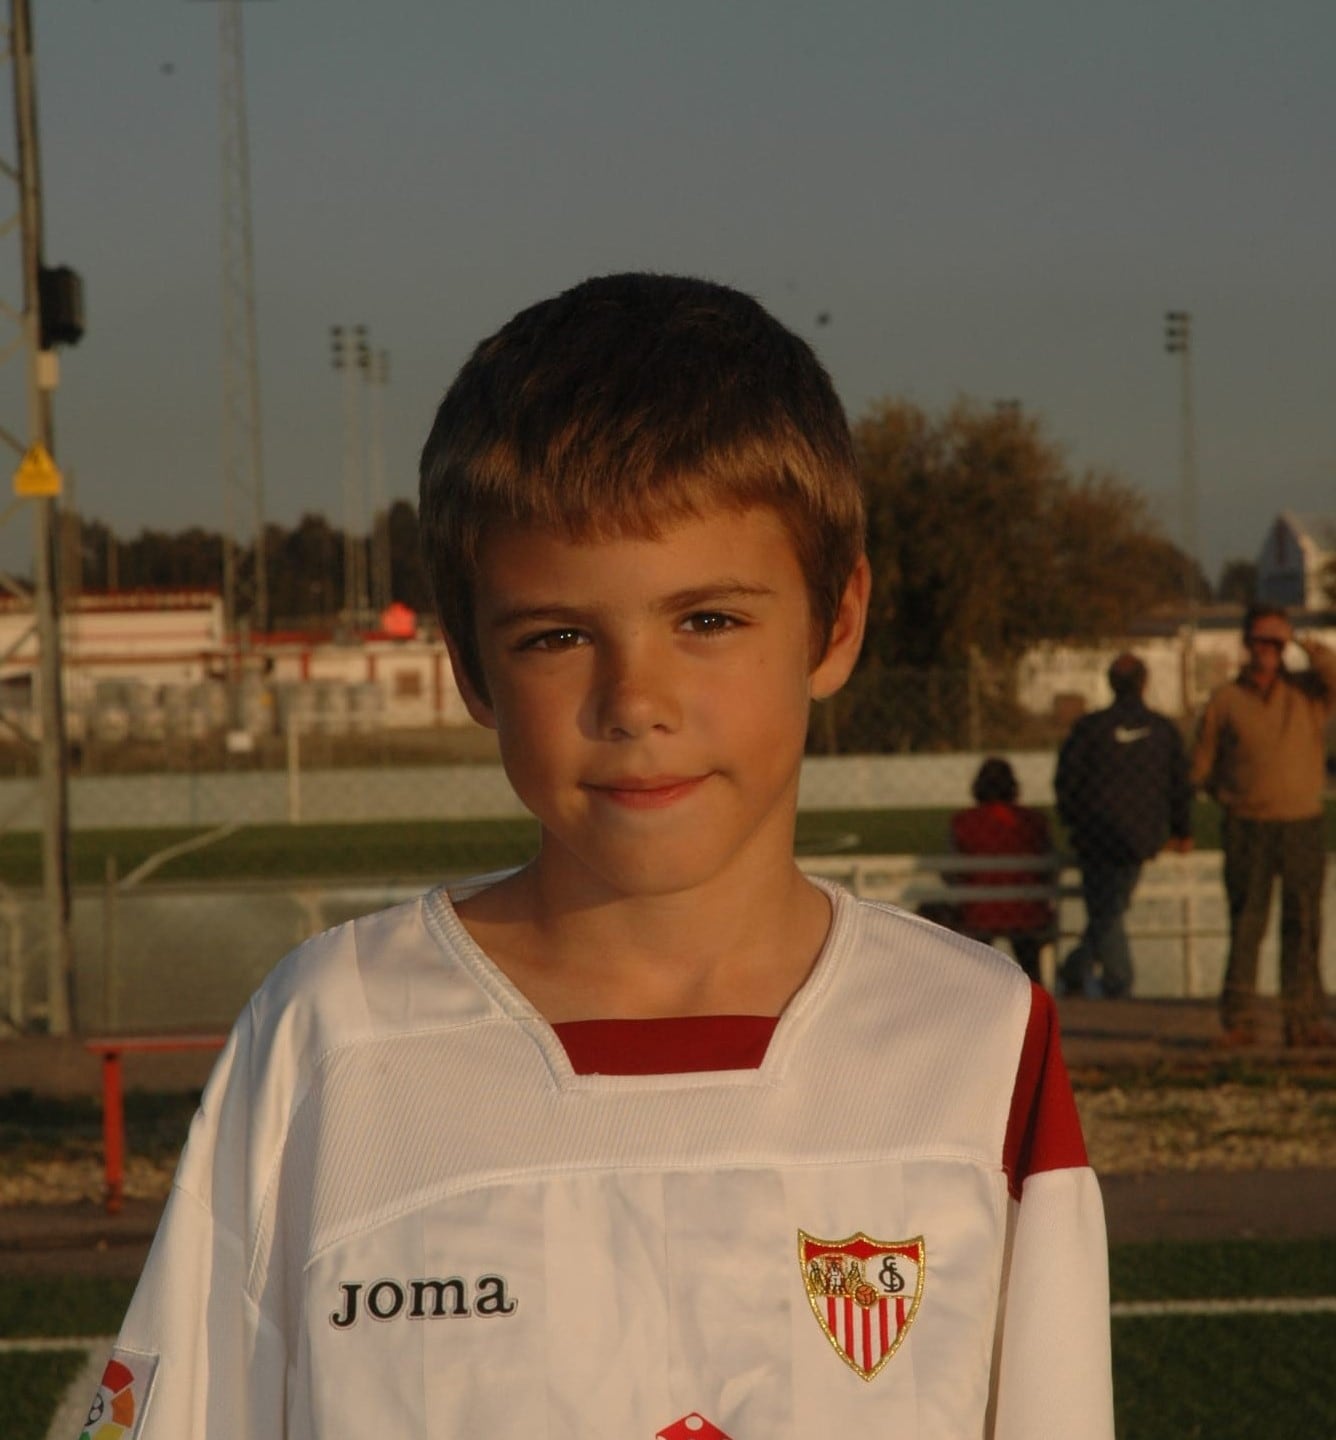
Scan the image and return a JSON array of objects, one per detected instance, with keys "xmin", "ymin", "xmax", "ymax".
[{"xmin": 219, "ymin": 0, "xmax": 267, "ymax": 638}]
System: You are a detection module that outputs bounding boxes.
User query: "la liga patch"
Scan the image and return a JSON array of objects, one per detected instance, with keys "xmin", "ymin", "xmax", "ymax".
[
  {"xmin": 799, "ymin": 1230, "xmax": 925, "ymax": 1381},
  {"xmin": 80, "ymin": 1350, "xmax": 158, "ymax": 1440}
]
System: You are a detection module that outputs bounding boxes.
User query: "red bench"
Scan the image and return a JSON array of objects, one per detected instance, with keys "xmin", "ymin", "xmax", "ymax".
[{"xmin": 84, "ymin": 1034, "xmax": 227, "ymax": 1214}]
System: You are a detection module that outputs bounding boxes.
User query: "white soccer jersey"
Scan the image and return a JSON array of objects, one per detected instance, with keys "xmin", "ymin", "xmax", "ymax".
[{"xmin": 85, "ymin": 879, "xmax": 1113, "ymax": 1440}]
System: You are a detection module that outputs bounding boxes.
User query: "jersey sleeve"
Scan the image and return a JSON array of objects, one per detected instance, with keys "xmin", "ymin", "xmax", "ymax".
[
  {"xmin": 81, "ymin": 1015, "xmax": 289, "ymax": 1440},
  {"xmin": 990, "ymin": 985, "xmax": 1114, "ymax": 1440}
]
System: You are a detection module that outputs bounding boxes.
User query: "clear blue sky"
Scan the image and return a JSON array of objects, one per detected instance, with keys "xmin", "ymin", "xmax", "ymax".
[{"xmin": 4, "ymin": 0, "xmax": 1334, "ymax": 584}]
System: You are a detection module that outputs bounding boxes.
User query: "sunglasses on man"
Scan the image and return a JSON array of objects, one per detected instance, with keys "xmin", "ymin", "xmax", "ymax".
[{"xmin": 1246, "ymin": 635, "xmax": 1286, "ymax": 650}]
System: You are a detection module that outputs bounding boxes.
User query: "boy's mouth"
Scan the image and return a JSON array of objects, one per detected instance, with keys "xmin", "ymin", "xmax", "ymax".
[{"xmin": 586, "ymin": 775, "xmax": 708, "ymax": 809}]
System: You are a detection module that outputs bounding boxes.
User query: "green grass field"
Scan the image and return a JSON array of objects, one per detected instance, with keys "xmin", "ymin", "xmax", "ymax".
[
  {"xmin": 9, "ymin": 797, "xmax": 1333, "ymax": 889},
  {"xmin": 0, "ymin": 799, "xmax": 1331, "ymax": 890},
  {"xmin": 3, "ymin": 1241, "xmax": 1334, "ymax": 1439}
]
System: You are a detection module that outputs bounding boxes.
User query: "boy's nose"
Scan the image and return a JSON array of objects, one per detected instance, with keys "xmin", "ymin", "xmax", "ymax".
[{"xmin": 595, "ymin": 647, "xmax": 679, "ymax": 739}]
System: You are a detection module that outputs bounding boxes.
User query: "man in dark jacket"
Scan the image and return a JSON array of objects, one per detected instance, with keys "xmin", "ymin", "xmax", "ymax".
[{"xmin": 1056, "ymin": 652, "xmax": 1194, "ymax": 997}]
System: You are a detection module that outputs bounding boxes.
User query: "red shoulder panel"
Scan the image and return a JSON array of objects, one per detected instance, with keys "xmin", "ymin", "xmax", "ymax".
[{"xmin": 1002, "ymin": 984, "xmax": 1088, "ymax": 1199}]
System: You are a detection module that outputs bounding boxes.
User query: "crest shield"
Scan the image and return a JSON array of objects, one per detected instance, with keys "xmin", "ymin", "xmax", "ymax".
[{"xmin": 798, "ymin": 1230, "xmax": 925, "ymax": 1381}]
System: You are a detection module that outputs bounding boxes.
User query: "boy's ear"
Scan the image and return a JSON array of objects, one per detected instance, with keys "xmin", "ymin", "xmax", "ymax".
[
  {"xmin": 443, "ymin": 634, "xmax": 498, "ymax": 730},
  {"xmin": 810, "ymin": 554, "xmax": 870, "ymax": 701}
]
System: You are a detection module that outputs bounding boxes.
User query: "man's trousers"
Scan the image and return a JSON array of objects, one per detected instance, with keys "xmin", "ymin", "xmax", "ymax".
[
  {"xmin": 1061, "ymin": 860, "xmax": 1142, "ymax": 998},
  {"xmin": 1220, "ymin": 814, "xmax": 1326, "ymax": 1029}
]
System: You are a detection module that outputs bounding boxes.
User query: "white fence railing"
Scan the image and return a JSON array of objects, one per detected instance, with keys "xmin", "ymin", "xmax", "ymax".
[
  {"xmin": 802, "ymin": 851, "xmax": 1333, "ymax": 1001},
  {"xmin": 4, "ymin": 853, "xmax": 1333, "ymax": 1032}
]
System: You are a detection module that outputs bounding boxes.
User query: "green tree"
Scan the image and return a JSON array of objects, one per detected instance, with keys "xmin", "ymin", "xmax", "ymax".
[
  {"xmin": 385, "ymin": 498, "xmax": 432, "ymax": 612},
  {"xmin": 67, "ymin": 506, "xmax": 432, "ymax": 631},
  {"xmin": 1216, "ymin": 558, "xmax": 1258, "ymax": 605},
  {"xmin": 263, "ymin": 513, "xmax": 343, "ymax": 627},
  {"xmin": 854, "ymin": 399, "xmax": 1191, "ymax": 668},
  {"xmin": 115, "ymin": 526, "xmax": 223, "ymax": 591}
]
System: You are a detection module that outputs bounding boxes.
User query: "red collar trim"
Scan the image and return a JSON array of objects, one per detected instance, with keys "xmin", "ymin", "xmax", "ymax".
[{"xmin": 552, "ymin": 1015, "xmax": 778, "ymax": 1075}]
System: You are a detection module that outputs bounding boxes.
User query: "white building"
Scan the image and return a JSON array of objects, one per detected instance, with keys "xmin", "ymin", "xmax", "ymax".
[
  {"xmin": 1256, "ymin": 511, "xmax": 1336, "ymax": 611},
  {"xmin": 0, "ymin": 590, "xmax": 473, "ymax": 741},
  {"xmin": 0, "ymin": 589, "xmax": 226, "ymax": 727},
  {"xmin": 1014, "ymin": 611, "xmax": 1336, "ymax": 722}
]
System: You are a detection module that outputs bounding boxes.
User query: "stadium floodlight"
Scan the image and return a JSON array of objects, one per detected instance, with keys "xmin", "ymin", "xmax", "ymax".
[
  {"xmin": 1164, "ymin": 311, "xmax": 1190, "ymax": 355},
  {"xmin": 1164, "ymin": 310, "xmax": 1197, "ymax": 707},
  {"xmin": 332, "ymin": 323, "xmax": 370, "ymax": 621}
]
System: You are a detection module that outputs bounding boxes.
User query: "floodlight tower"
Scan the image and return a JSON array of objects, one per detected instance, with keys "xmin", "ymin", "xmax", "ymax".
[
  {"xmin": 219, "ymin": 0, "xmax": 268, "ymax": 640},
  {"xmin": 366, "ymin": 349, "xmax": 391, "ymax": 614},
  {"xmin": 1164, "ymin": 310, "xmax": 1197, "ymax": 706},
  {"xmin": 331, "ymin": 324, "xmax": 370, "ymax": 624}
]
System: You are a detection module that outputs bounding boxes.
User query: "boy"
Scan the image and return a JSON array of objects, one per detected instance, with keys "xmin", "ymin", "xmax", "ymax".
[{"xmin": 88, "ymin": 274, "xmax": 1113, "ymax": 1438}]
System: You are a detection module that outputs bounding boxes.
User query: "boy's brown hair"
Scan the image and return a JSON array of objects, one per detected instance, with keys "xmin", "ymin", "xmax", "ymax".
[{"xmin": 419, "ymin": 272, "xmax": 865, "ymax": 697}]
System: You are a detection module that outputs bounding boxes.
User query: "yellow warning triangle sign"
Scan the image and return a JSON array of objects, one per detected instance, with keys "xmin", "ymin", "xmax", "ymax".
[{"xmin": 13, "ymin": 442, "xmax": 62, "ymax": 497}]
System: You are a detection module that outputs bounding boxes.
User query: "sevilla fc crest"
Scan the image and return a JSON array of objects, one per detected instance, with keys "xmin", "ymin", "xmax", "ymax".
[{"xmin": 798, "ymin": 1230, "xmax": 925, "ymax": 1381}]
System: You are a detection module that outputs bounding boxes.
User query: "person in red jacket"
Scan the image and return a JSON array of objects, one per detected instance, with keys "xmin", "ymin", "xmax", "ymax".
[{"xmin": 950, "ymin": 757, "xmax": 1055, "ymax": 982}]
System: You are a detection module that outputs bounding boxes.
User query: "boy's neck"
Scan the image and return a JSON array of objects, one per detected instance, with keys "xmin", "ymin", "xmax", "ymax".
[{"xmin": 453, "ymin": 857, "xmax": 832, "ymax": 1023}]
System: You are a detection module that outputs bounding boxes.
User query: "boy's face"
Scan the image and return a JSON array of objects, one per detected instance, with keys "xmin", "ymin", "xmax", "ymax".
[{"xmin": 448, "ymin": 505, "xmax": 868, "ymax": 904}]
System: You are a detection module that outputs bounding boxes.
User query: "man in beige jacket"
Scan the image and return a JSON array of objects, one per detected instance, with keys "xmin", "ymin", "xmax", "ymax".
[{"xmin": 1191, "ymin": 603, "xmax": 1336, "ymax": 1047}]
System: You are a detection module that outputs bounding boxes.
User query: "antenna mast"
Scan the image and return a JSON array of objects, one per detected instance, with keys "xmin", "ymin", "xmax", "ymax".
[{"xmin": 219, "ymin": 0, "xmax": 267, "ymax": 638}]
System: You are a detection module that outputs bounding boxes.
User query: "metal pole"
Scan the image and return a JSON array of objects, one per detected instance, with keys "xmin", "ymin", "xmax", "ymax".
[
  {"xmin": 286, "ymin": 706, "xmax": 300, "ymax": 824},
  {"xmin": 102, "ymin": 853, "xmax": 118, "ymax": 1031},
  {"xmin": 334, "ymin": 324, "xmax": 369, "ymax": 625},
  {"xmin": 341, "ymin": 333, "xmax": 359, "ymax": 619},
  {"xmin": 367, "ymin": 349, "xmax": 391, "ymax": 615},
  {"xmin": 12, "ymin": 0, "xmax": 73, "ymax": 1034},
  {"xmin": 1179, "ymin": 333, "xmax": 1197, "ymax": 708},
  {"xmin": 219, "ymin": 0, "xmax": 268, "ymax": 640},
  {"xmin": 352, "ymin": 326, "xmax": 370, "ymax": 620},
  {"xmin": 1165, "ymin": 311, "xmax": 1197, "ymax": 712}
]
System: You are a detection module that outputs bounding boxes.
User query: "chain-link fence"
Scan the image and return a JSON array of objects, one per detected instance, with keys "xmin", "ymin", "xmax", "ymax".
[
  {"xmin": 0, "ymin": 648, "xmax": 1331, "ymax": 1032},
  {"xmin": 811, "ymin": 659, "xmax": 1063, "ymax": 755},
  {"xmin": 6, "ymin": 843, "xmax": 1325, "ymax": 1033},
  {"xmin": 0, "ymin": 662, "xmax": 1178, "ymax": 777}
]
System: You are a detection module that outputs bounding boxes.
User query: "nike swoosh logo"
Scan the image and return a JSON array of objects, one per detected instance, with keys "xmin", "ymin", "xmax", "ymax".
[{"xmin": 1114, "ymin": 726, "xmax": 1151, "ymax": 743}]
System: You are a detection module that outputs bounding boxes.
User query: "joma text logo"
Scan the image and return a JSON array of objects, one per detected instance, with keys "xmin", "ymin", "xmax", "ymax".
[{"xmin": 330, "ymin": 1274, "xmax": 518, "ymax": 1328}]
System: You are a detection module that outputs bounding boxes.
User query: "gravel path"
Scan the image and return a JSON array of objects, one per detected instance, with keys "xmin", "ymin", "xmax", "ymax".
[{"xmin": 1078, "ymin": 1082, "xmax": 1336, "ymax": 1174}]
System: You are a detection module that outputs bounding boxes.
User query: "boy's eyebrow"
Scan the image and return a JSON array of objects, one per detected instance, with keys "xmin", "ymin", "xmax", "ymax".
[
  {"xmin": 657, "ymin": 581, "xmax": 777, "ymax": 612},
  {"xmin": 486, "ymin": 581, "xmax": 778, "ymax": 630},
  {"xmin": 485, "ymin": 602, "xmax": 588, "ymax": 631}
]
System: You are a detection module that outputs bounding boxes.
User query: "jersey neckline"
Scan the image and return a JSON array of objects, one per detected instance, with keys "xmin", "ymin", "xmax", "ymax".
[{"xmin": 421, "ymin": 874, "xmax": 853, "ymax": 1091}]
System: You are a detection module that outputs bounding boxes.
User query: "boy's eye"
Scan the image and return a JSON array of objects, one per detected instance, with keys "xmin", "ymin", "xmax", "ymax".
[
  {"xmin": 518, "ymin": 627, "xmax": 588, "ymax": 651},
  {"xmin": 682, "ymin": 611, "xmax": 737, "ymax": 635}
]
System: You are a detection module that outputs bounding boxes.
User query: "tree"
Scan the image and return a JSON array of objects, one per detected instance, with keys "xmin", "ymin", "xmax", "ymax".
[
  {"xmin": 65, "ymin": 505, "xmax": 434, "ymax": 631},
  {"xmin": 264, "ymin": 513, "xmax": 343, "ymax": 626},
  {"xmin": 1216, "ymin": 558, "xmax": 1257, "ymax": 606},
  {"xmin": 114, "ymin": 526, "xmax": 223, "ymax": 591},
  {"xmin": 853, "ymin": 399, "xmax": 1194, "ymax": 669},
  {"xmin": 385, "ymin": 498, "xmax": 432, "ymax": 613}
]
